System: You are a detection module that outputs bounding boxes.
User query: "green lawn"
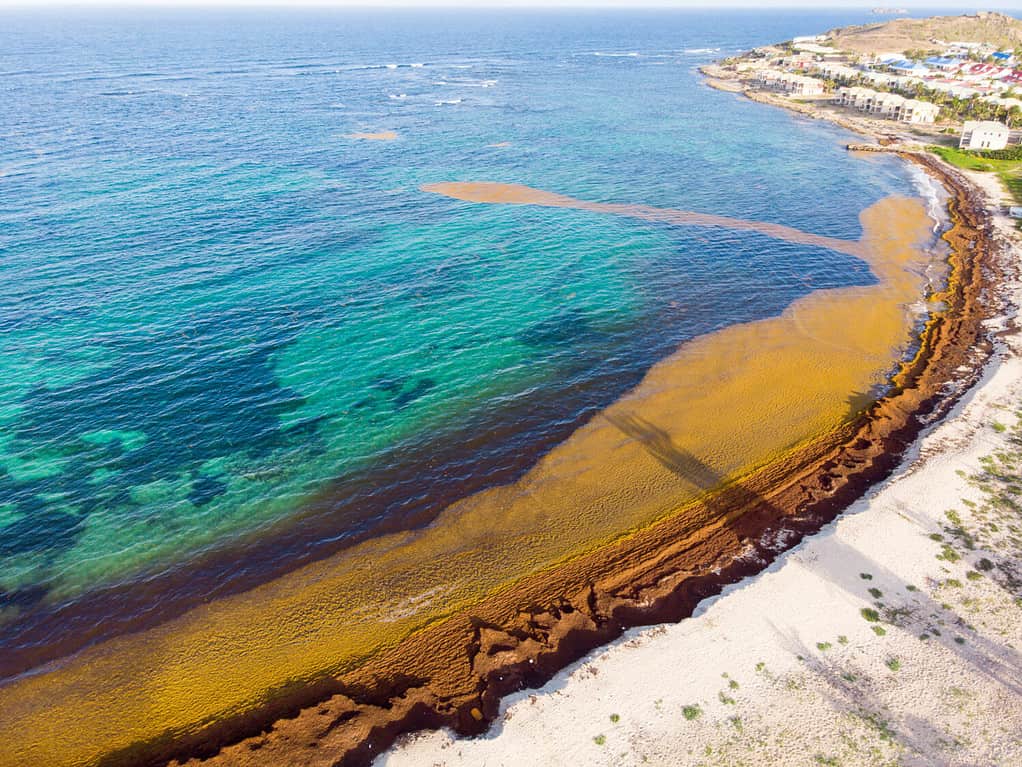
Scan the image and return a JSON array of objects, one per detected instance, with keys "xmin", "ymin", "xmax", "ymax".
[{"xmin": 928, "ymin": 145, "xmax": 1022, "ymax": 205}]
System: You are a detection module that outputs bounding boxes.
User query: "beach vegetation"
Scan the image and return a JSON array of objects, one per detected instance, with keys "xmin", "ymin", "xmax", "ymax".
[
  {"xmin": 928, "ymin": 146, "xmax": 1022, "ymax": 205},
  {"xmin": 816, "ymin": 641, "xmax": 833, "ymax": 651},
  {"xmin": 966, "ymin": 570, "xmax": 983, "ymax": 581},
  {"xmin": 593, "ymin": 734, "xmax": 606, "ymax": 745},
  {"xmin": 868, "ymin": 588, "xmax": 883, "ymax": 599},
  {"xmin": 860, "ymin": 607, "xmax": 880, "ymax": 622},
  {"xmin": 838, "ymin": 635, "xmax": 848, "ymax": 645},
  {"xmin": 682, "ymin": 705, "xmax": 702, "ymax": 721},
  {"xmin": 729, "ymin": 716, "xmax": 743, "ymax": 732},
  {"xmin": 859, "ymin": 573, "xmax": 874, "ymax": 580},
  {"xmin": 814, "ymin": 755, "xmax": 840, "ymax": 766},
  {"xmin": 955, "ymin": 636, "xmax": 966, "ymax": 645},
  {"xmin": 945, "ymin": 578, "xmax": 963, "ymax": 588},
  {"xmin": 719, "ymin": 691, "xmax": 736, "ymax": 705},
  {"xmin": 858, "ymin": 710, "xmax": 896, "ymax": 743},
  {"xmin": 936, "ymin": 544, "xmax": 961, "ymax": 563},
  {"xmin": 872, "ymin": 625, "xmax": 887, "ymax": 637},
  {"xmin": 841, "ymin": 672, "xmax": 856, "ymax": 683},
  {"xmin": 992, "ymin": 421, "xmax": 1007, "ymax": 433},
  {"xmin": 976, "ymin": 557, "xmax": 994, "ymax": 571},
  {"xmin": 609, "ymin": 713, "xmax": 619, "ymax": 723},
  {"xmin": 729, "ymin": 679, "xmax": 740, "ymax": 689},
  {"xmin": 906, "ymin": 584, "xmax": 918, "ymax": 591},
  {"xmin": 885, "ymin": 657, "xmax": 901, "ymax": 672}
]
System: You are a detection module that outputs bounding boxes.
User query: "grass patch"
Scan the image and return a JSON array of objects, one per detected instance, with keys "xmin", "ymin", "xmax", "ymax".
[
  {"xmin": 928, "ymin": 146, "xmax": 1022, "ymax": 203},
  {"xmin": 859, "ymin": 572, "xmax": 873, "ymax": 580},
  {"xmin": 682, "ymin": 705, "xmax": 702, "ymax": 721},
  {"xmin": 872, "ymin": 625, "xmax": 887, "ymax": 637},
  {"xmin": 868, "ymin": 588, "xmax": 883, "ymax": 599},
  {"xmin": 861, "ymin": 607, "xmax": 880, "ymax": 622},
  {"xmin": 885, "ymin": 657, "xmax": 901, "ymax": 672},
  {"xmin": 817, "ymin": 641, "xmax": 833, "ymax": 652},
  {"xmin": 593, "ymin": 734, "xmax": 606, "ymax": 746},
  {"xmin": 609, "ymin": 713, "xmax": 619, "ymax": 723}
]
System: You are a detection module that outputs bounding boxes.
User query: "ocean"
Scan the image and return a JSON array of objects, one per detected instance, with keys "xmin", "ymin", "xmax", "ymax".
[{"xmin": 0, "ymin": 9, "xmax": 941, "ymax": 757}]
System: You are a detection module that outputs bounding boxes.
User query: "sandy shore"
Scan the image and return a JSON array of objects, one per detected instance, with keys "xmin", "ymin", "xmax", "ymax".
[
  {"xmin": 376, "ymin": 70, "xmax": 1022, "ymax": 767},
  {"xmin": 381, "ymin": 314, "xmax": 1022, "ymax": 766}
]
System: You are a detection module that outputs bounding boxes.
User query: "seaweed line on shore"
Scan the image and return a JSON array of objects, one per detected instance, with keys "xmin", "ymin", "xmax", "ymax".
[{"xmin": 107, "ymin": 87, "xmax": 1003, "ymax": 767}]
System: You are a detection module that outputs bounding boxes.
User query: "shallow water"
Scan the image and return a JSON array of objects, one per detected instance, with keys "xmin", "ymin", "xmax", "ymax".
[
  {"xmin": 0, "ymin": 6, "xmax": 958, "ymax": 765},
  {"xmin": 0, "ymin": 5, "xmax": 932, "ymax": 689}
]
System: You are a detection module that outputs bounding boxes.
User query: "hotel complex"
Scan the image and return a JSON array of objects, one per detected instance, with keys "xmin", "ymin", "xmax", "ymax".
[{"xmin": 732, "ymin": 35, "xmax": 1022, "ymax": 146}]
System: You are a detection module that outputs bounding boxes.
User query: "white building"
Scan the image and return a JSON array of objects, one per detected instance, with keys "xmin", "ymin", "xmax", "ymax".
[
  {"xmin": 873, "ymin": 92, "xmax": 907, "ymax": 118},
  {"xmin": 756, "ymin": 69, "xmax": 825, "ymax": 96},
  {"xmin": 835, "ymin": 86, "xmax": 939, "ymax": 124},
  {"xmin": 815, "ymin": 62, "xmax": 860, "ymax": 81},
  {"xmin": 959, "ymin": 120, "xmax": 1011, "ymax": 150},
  {"xmin": 902, "ymin": 99, "xmax": 939, "ymax": 124}
]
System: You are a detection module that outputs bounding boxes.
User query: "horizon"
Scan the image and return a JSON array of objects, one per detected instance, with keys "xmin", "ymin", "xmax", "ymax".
[{"xmin": 2, "ymin": 1, "xmax": 1021, "ymax": 10}]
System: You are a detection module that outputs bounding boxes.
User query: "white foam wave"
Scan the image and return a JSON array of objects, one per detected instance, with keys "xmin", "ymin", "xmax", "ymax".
[
  {"xmin": 593, "ymin": 51, "xmax": 640, "ymax": 57},
  {"xmin": 683, "ymin": 47, "xmax": 721, "ymax": 55},
  {"xmin": 432, "ymin": 78, "xmax": 496, "ymax": 88},
  {"xmin": 907, "ymin": 163, "xmax": 946, "ymax": 234},
  {"xmin": 434, "ymin": 98, "xmax": 463, "ymax": 106},
  {"xmin": 388, "ymin": 93, "xmax": 407, "ymax": 100}
]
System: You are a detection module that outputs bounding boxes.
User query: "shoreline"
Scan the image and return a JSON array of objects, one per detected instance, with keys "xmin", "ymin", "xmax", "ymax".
[
  {"xmin": 2, "ymin": 59, "xmax": 1003, "ymax": 767},
  {"xmin": 156, "ymin": 120, "xmax": 999, "ymax": 766},
  {"xmin": 377, "ymin": 66, "xmax": 1022, "ymax": 767},
  {"xmin": 383, "ymin": 248, "xmax": 1022, "ymax": 767}
]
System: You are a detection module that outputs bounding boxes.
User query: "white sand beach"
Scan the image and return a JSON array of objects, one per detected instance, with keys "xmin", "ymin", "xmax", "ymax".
[{"xmin": 379, "ymin": 170, "xmax": 1022, "ymax": 767}]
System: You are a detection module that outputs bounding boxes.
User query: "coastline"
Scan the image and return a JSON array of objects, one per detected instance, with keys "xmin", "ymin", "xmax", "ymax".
[
  {"xmin": 167, "ymin": 117, "xmax": 998, "ymax": 766},
  {"xmin": 382, "ymin": 152, "xmax": 1022, "ymax": 767},
  {"xmin": 1, "ymin": 57, "xmax": 1004, "ymax": 767},
  {"xmin": 382, "ymin": 259, "xmax": 1022, "ymax": 767},
  {"xmin": 380, "ymin": 65, "xmax": 1022, "ymax": 767}
]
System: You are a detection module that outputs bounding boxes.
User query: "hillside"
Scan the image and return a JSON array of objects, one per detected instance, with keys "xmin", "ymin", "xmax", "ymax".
[{"xmin": 826, "ymin": 11, "xmax": 1022, "ymax": 54}]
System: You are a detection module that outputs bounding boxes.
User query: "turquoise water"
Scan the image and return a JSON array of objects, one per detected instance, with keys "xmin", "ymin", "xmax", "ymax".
[{"xmin": 1, "ymin": 8, "xmax": 923, "ymax": 672}]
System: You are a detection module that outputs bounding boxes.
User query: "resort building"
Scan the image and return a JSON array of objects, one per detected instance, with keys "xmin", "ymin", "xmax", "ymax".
[
  {"xmin": 888, "ymin": 60, "xmax": 930, "ymax": 77},
  {"xmin": 834, "ymin": 86, "xmax": 939, "ymax": 124},
  {"xmin": 756, "ymin": 69, "xmax": 825, "ymax": 96},
  {"xmin": 901, "ymin": 99, "xmax": 939, "ymax": 124},
  {"xmin": 814, "ymin": 62, "xmax": 860, "ymax": 81},
  {"xmin": 873, "ymin": 91, "xmax": 906, "ymax": 118},
  {"xmin": 925, "ymin": 56, "xmax": 964, "ymax": 72},
  {"xmin": 959, "ymin": 120, "xmax": 1011, "ymax": 150}
]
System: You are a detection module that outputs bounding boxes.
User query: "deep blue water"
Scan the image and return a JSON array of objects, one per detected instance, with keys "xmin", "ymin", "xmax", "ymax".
[{"xmin": 0, "ymin": 7, "xmax": 937, "ymax": 669}]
